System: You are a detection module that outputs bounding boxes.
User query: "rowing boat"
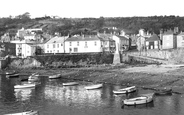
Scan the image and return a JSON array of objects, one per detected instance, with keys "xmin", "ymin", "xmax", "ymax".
[
  {"xmin": 113, "ymin": 86, "xmax": 136, "ymax": 94},
  {"xmin": 85, "ymin": 83, "xmax": 103, "ymax": 90},
  {"xmin": 14, "ymin": 83, "xmax": 36, "ymax": 89},
  {"xmin": 123, "ymin": 93, "xmax": 154, "ymax": 105},
  {"xmin": 49, "ymin": 74, "xmax": 61, "ymax": 79},
  {"xmin": 62, "ymin": 82, "xmax": 79, "ymax": 86},
  {"xmin": 4, "ymin": 110, "xmax": 38, "ymax": 115}
]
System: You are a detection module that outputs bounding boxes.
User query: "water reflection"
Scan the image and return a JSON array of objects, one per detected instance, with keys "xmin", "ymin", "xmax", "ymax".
[
  {"xmin": 44, "ymin": 84, "xmax": 103, "ymax": 109},
  {"xmin": 14, "ymin": 88, "xmax": 34, "ymax": 101}
]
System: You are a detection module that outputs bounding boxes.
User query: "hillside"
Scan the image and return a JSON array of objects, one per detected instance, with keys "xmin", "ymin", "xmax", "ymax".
[{"xmin": 1, "ymin": 15, "xmax": 184, "ymax": 37}]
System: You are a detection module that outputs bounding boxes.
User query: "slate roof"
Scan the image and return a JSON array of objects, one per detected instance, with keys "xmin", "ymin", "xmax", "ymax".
[
  {"xmin": 163, "ymin": 30, "xmax": 174, "ymax": 35},
  {"xmin": 177, "ymin": 32, "xmax": 184, "ymax": 36},
  {"xmin": 97, "ymin": 33, "xmax": 113, "ymax": 41},
  {"xmin": 66, "ymin": 35, "xmax": 102, "ymax": 41},
  {"xmin": 116, "ymin": 35, "xmax": 129, "ymax": 41},
  {"xmin": 46, "ymin": 36, "xmax": 67, "ymax": 44},
  {"xmin": 146, "ymin": 34, "xmax": 160, "ymax": 42}
]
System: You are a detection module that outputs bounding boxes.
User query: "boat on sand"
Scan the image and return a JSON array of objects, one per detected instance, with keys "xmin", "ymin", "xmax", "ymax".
[
  {"xmin": 123, "ymin": 93, "xmax": 154, "ymax": 106},
  {"xmin": 62, "ymin": 82, "xmax": 79, "ymax": 86},
  {"xmin": 4, "ymin": 110, "xmax": 38, "ymax": 115},
  {"xmin": 85, "ymin": 83, "xmax": 103, "ymax": 90},
  {"xmin": 49, "ymin": 74, "xmax": 61, "ymax": 79},
  {"xmin": 113, "ymin": 86, "xmax": 136, "ymax": 94}
]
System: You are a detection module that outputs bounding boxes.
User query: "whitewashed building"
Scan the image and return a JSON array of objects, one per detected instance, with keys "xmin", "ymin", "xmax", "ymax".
[
  {"xmin": 65, "ymin": 35, "xmax": 103, "ymax": 53},
  {"xmin": 44, "ymin": 36, "xmax": 67, "ymax": 54},
  {"xmin": 11, "ymin": 40, "xmax": 36, "ymax": 58}
]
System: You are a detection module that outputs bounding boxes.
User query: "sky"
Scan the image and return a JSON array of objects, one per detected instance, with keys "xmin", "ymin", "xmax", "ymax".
[{"xmin": 1, "ymin": 0, "xmax": 184, "ymax": 18}]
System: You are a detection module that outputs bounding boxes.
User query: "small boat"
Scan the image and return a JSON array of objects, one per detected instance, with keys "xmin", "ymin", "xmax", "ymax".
[
  {"xmin": 5, "ymin": 70, "xmax": 17, "ymax": 75},
  {"xmin": 28, "ymin": 74, "xmax": 39, "ymax": 82},
  {"xmin": 6, "ymin": 73, "xmax": 19, "ymax": 78},
  {"xmin": 4, "ymin": 110, "xmax": 38, "ymax": 115},
  {"xmin": 155, "ymin": 88, "xmax": 172, "ymax": 96},
  {"xmin": 49, "ymin": 74, "xmax": 61, "ymax": 79},
  {"xmin": 85, "ymin": 83, "xmax": 103, "ymax": 90},
  {"xmin": 113, "ymin": 86, "xmax": 136, "ymax": 94},
  {"xmin": 62, "ymin": 82, "xmax": 79, "ymax": 86},
  {"xmin": 123, "ymin": 93, "xmax": 154, "ymax": 106},
  {"xmin": 14, "ymin": 83, "xmax": 36, "ymax": 89}
]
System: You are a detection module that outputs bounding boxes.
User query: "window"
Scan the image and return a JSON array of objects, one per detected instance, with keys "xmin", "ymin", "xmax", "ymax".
[
  {"xmin": 57, "ymin": 44, "xmax": 59, "ymax": 48},
  {"xmin": 182, "ymin": 42, "xmax": 184, "ymax": 46},
  {"xmin": 69, "ymin": 48, "xmax": 72, "ymax": 52},
  {"xmin": 94, "ymin": 41, "xmax": 97, "ymax": 46},
  {"xmin": 85, "ymin": 42, "xmax": 87, "ymax": 46},
  {"xmin": 70, "ymin": 42, "xmax": 72, "ymax": 46},
  {"xmin": 74, "ymin": 48, "xmax": 78, "ymax": 52},
  {"xmin": 47, "ymin": 45, "xmax": 49, "ymax": 48},
  {"xmin": 77, "ymin": 41, "xmax": 79, "ymax": 46},
  {"xmin": 57, "ymin": 50, "xmax": 59, "ymax": 53},
  {"xmin": 53, "ymin": 44, "xmax": 55, "ymax": 48},
  {"xmin": 182, "ymin": 36, "xmax": 184, "ymax": 40},
  {"xmin": 61, "ymin": 44, "xmax": 63, "ymax": 46}
]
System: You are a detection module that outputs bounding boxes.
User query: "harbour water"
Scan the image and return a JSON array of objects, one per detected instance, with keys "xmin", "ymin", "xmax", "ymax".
[{"xmin": 0, "ymin": 74, "xmax": 184, "ymax": 115}]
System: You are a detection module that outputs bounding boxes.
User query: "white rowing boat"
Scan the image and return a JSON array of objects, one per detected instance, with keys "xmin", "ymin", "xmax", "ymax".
[
  {"xmin": 113, "ymin": 86, "xmax": 136, "ymax": 94},
  {"xmin": 14, "ymin": 83, "xmax": 36, "ymax": 89},
  {"xmin": 49, "ymin": 74, "xmax": 61, "ymax": 79},
  {"xmin": 85, "ymin": 83, "xmax": 103, "ymax": 90},
  {"xmin": 123, "ymin": 93, "xmax": 154, "ymax": 106},
  {"xmin": 4, "ymin": 110, "xmax": 38, "ymax": 115},
  {"xmin": 62, "ymin": 82, "xmax": 79, "ymax": 86}
]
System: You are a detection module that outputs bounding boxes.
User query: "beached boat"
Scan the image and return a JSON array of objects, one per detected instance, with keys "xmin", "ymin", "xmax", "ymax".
[
  {"xmin": 28, "ymin": 73, "xmax": 39, "ymax": 82},
  {"xmin": 6, "ymin": 73, "xmax": 19, "ymax": 78},
  {"xmin": 123, "ymin": 93, "xmax": 154, "ymax": 106},
  {"xmin": 85, "ymin": 83, "xmax": 103, "ymax": 90},
  {"xmin": 155, "ymin": 88, "xmax": 172, "ymax": 96},
  {"xmin": 113, "ymin": 86, "xmax": 136, "ymax": 94},
  {"xmin": 49, "ymin": 74, "xmax": 61, "ymax": 79},
  {"xmin": 62, "ymin": 82, "xmax": 79, "ymax": 86},
  {"xmin": 14, "ymin": 83, "xmax": 36, "ymax": 89},
  {"xmin": 5, "ymin": 71, "xmax": 17, "ymax": 75},
  {"xmin": 4, "ymin": 110, "xmax": 38, "ymax": 115}
]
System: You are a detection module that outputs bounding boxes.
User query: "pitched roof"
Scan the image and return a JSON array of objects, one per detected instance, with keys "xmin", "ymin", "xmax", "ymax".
[
  {"xmin": 97, "ymin": 33, "xmax": 113, "ymax": 41},
  {"xmin": 116, "ymin": 35, "xmax": 129, "ymax": 41},
  {"xmin": 146, "ymin": 34, "xmax": 160, "ymax": 42},
  {"xmin": 46, "ymin": 36, "xmax": 67, "ymax": 44},
  {"xmin": 66, "ymin": 35, "xmax": 102, "ymax": 41},
  {"xmin": 177, "ymin": 32, "xmax": 184, "ymax": 36},
  {"xmin": 163, "ymin": 30, "xmax": 174, "ymax": 35}
]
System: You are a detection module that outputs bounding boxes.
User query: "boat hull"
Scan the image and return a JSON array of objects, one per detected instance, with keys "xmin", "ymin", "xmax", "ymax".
[
  {"xmin": 113, "ymin": 86, "xmax": 136, "ymax": 94},
  {"xmin": 49, "ymin": 74, "xmax": 61, "ymax": 79},
  {"xmin": 155, "ymin": 89, "xmax": 172, "ymax": 96},
  {"xmin": 123, "ymin": 93, "xmax": 154, "ymax": 106},
  {"xmin": 85, "ymin": 84, "xmax": 103, "ymax": 90},
  {"xmin": 62, "ymin": 82, "xmax": 79, "ymax": 86},
  {"xmin": 4, "ymin": 110, "xmax": 38, "ymax": 115},
  {"xmin": 14, "ymin": 84, "xmax": 36, "ymax": 89},
  {"xmin": 6, "ymin": 74, "xmax": 19, "ymax": 78}
]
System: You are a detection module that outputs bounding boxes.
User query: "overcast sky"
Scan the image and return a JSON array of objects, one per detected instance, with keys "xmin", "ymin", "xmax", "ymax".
[{"xmin": 1, "ymin": 0, "xmax": 184, "ymax": 18}]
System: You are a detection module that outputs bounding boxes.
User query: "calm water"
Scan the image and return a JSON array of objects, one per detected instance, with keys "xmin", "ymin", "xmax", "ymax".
[{"xmin": 0, "ymin": 74, "xmax": 184, "ymax": 115}]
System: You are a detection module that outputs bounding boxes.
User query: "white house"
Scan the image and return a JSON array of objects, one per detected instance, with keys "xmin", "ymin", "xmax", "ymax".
[
  {"xmin": 97, "ymin": 33, "xmax": 116, "ymax": 53},
  {"xmin": 11, "ymin": 40, "xmax": 36, "ymax": 58},
  {"xmin": 44, "ymin": 36, "xmax": 67, "ymax": 54},
  {"xmin": 65, "ymin": 35, "xmax": 103, "ymax": 53}
]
